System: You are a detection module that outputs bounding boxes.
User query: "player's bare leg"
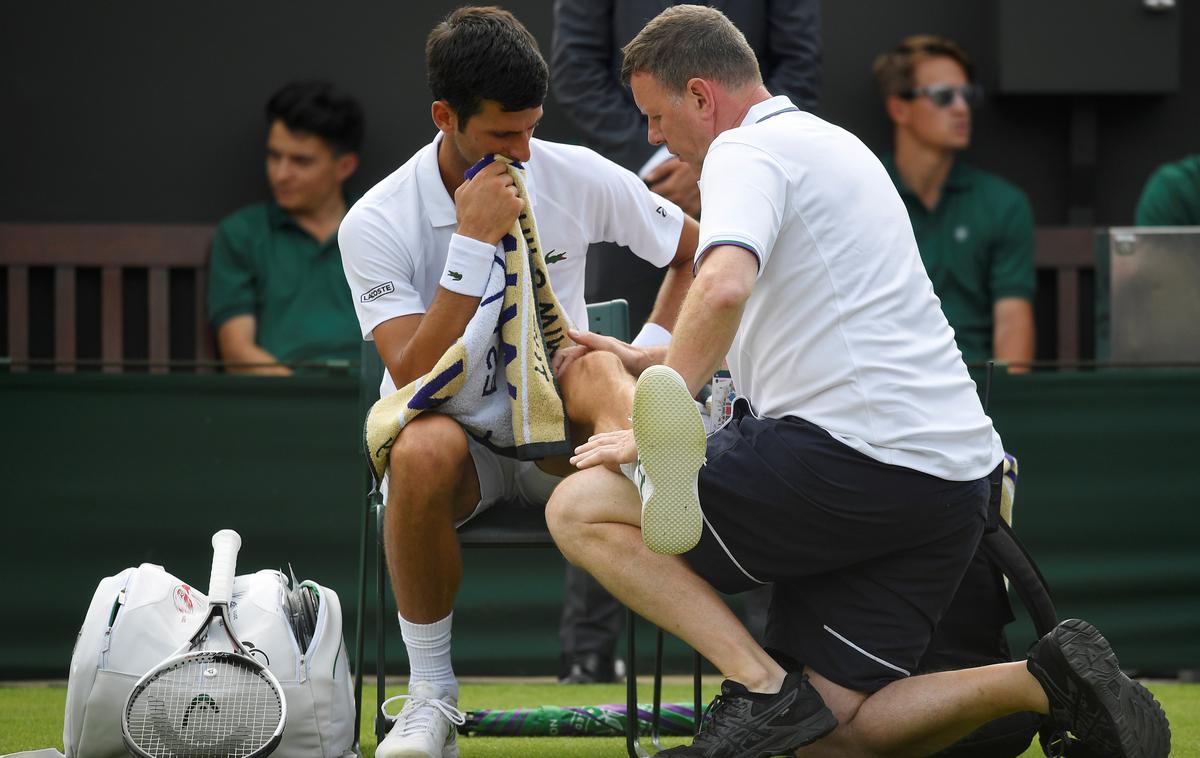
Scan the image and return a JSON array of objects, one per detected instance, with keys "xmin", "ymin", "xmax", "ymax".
[
  {"xmin": 385, "ymin": 413, "xmax": 481, "ymax": 620},
  {"xmin": 547, "ymin": 468, "xmax": 838, "ymax": 755},
  {"xmin": 546, "ymin": 465, "xmax": 783, "ymax": 691},
  {"xmin": 378, "ymin": 413, "xmax": 478, "ymax": 758}
]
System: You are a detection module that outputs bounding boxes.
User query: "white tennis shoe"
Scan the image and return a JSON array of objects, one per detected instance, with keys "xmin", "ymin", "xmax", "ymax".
[
  {"xmin": 377, "ymin": 681, "xmax": 466, "ymax": 758},
  {"xmin": 628, "ymin": 365, "xmax": 707, "ymax": 555}
]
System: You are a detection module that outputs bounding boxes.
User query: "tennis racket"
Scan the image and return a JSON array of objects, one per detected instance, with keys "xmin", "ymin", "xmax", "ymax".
[{"xmin": 121, "ymin": 529, "xmax": 287, "ymax": 757}]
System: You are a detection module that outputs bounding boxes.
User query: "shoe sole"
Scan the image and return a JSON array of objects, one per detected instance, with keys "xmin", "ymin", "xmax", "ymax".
[
  {"xmin": 1036, "ymin": 618, "xmax": 1171, "ymax": 758},
  {"xmin": 756, "ymin": 706, "xmax": 839, "ymax": 757},
  {"xmin": 375, "ymin": 741, "xmax": 458, "ymax": 758},
  {"xmin": 632, "ymin": 366, "xmax": 707, "ymax": 555}
]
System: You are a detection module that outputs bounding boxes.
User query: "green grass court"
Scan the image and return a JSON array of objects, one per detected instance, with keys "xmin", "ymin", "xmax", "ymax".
[{"xmin": 2, "ymin": 679, "xmax": 1197, "ymax": 756}]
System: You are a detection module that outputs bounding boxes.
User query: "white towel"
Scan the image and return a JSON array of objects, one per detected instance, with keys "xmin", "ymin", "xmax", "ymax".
[{"xmin": 364, "ymin": 155, "xmax": 574, "ymax": 480}]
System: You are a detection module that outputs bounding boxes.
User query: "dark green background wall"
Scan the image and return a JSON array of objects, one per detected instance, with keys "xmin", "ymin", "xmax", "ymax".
[
  {"xmin": 2, "ymin": 369, "xmax": 1198, "ymax": 678},
  {"xmin": 1, "ymin": 1, "xmax": 1197, "ymax": 226}
]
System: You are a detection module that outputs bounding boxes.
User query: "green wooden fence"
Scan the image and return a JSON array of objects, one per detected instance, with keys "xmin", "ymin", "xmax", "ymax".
[{"xmin": 2, "ymin": 368, "xmax": 1197, "ymax": 678}]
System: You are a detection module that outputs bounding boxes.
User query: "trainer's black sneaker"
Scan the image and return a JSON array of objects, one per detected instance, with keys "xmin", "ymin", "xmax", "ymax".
[
  {"xmin": 1027, "ymin": 618, "xmax": 1171, "ymax": 758},
  {"xmin": 656, "ymin": 671, "xmax": 837, "ymax": 757}
]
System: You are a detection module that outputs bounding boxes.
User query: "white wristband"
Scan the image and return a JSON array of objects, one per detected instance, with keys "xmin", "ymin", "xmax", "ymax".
[
  {"xmin": 440, "ymin": 234, "xmax": 497, "ymax": 297},
  {"xmin": 631, "ymin": 322, "xmax": 672, "ymax": 347}
]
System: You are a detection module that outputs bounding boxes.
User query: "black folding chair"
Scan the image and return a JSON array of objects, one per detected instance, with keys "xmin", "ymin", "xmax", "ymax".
[{"xmin": 350, "ymin": 299, "xmax": 703, "ymax": 757}]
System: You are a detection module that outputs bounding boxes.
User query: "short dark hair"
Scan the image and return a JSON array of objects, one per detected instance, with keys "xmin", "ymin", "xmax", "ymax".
[
  {"xmin": 266, "ymin": 80, "xmax": 364, "ymax": 155},
  {"xmin": 426, "ymin": 6, "xmax": 548, "ymax": 127},
  {"xmin": 872, "ymin": 35, "xmax": 974, "ymax": 101},
  {"xmin": 620, "ymin": 5, "xmax": 760, "ymax": 92}
]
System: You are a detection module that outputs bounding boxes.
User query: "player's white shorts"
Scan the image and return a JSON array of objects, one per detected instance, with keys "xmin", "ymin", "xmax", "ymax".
[
  {"xmin": 380, "ymin": 430, "xmax": 564, "ymax": 527},
  {"xmin": 457, "ymin": 434, "xmax": 563, "ymax": 526}
]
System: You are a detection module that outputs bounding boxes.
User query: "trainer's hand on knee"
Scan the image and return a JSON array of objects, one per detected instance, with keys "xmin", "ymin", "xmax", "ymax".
[
  {"xmin": 454, "ymin": 160, "xmax": 523, "ymax": 244},
  {"xmin": 566, "ymin": 328, "xmax": 649, "ymax": 377},
  {"xmin": 570, "ymin": 429, "xmax": 636, "ymax": 472},
  {"xmin": 553, "ymin": 343, "xmax": 591, "ymax": 378}
]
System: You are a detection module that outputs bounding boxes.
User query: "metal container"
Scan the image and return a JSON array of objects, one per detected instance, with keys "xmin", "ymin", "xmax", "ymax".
[{"xmin": 1109, "ymin": 226, "xmax": 1200, "ymax": 363}]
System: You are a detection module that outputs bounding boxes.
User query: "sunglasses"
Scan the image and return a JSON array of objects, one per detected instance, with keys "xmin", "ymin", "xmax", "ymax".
[{"xmin": 901, "ymin": 83, "xmax": 983, "ymax": 108}]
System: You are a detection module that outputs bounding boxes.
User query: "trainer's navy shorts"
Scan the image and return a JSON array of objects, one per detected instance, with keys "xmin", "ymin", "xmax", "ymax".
[{"xmin": 684, "ymin": 399, "xmax": 998, "ymax": 694}]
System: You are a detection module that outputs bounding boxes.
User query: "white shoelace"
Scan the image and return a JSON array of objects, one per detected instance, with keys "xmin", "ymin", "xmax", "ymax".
[{"xmin": 381, "ymin": 693, "xmax": 467, "ymax": 736}]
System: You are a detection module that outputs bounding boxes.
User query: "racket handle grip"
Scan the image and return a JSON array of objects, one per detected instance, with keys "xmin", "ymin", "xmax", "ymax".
[{"xmin": 209, "ymin": 529, "xmax": 242, "ymax": 604}]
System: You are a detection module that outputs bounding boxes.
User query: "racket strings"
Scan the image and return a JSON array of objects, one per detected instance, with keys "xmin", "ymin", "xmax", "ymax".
[{"xmin": 126, "ymin": 653, "xmax": 283, "ymax": 757}]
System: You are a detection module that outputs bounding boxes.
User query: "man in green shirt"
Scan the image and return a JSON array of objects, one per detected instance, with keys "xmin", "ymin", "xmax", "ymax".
[
  {"xmin": 873, "ymin": 36, "xmax": 1035, "ymax": 370},
  {"xmin": 208, "ymin": 81, "xmax": 365, "ymax": 374},
  {"xmin": 1136, "ymin": 154, "xmax": 1200, "ymax": 226}
]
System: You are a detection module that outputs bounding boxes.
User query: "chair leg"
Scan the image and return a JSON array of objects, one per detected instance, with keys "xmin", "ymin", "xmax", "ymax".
[
  {"xmin": 351, "ymin": 486, "xmax": 371, "ymax": 754},
  {"xmin": 651, "ymin": 628, "xmax": 665, "ymax": 751},
  {"xmin": 625, "ymin": 607, "xmax": 652, "ymax": 757},
  {"xmin": 375, "ymin": 497, "xmax": 389, "ymax": 742}
]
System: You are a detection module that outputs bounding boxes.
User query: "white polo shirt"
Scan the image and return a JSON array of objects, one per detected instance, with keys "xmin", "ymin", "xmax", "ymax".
[
  {"xmin": 340, "ymin": 134, "xmax": 684, "ymax": 397},
  {"xmin": 697, "ymin": 96, "xmax": 1004, "ymax": 481}
]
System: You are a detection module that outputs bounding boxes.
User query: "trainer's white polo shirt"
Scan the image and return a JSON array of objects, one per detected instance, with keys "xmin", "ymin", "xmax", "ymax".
[
  {"xmin": 696, "ymin": 96, "xmax": 1003, "ymax": 481},
  {"xmin": 340, "ymin": 134, "xmax": 684, "ymax": 397}
]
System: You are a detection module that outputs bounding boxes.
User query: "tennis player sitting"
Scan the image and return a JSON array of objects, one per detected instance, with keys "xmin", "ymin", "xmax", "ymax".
[
  {"xmin": 337, "ymin": 7, "xmax": 698, "ymax": 758},
  {"xmin": 546, "ymin": 6, "xmax": 1171, "ymax": 758}
]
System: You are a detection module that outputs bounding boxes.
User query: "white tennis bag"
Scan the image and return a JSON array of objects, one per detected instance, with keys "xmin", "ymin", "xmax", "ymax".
[{"xmin": 64, "ymin": 563, "xmax": 355, "ymax": 758}]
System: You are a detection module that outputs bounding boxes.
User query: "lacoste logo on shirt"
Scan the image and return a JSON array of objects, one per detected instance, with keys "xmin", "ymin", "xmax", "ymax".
[
  {"xmin": 545, "ymin": 249, "xmax": 567, "ymax": 264},
  {"xmin": 448, "ymin": 271, "xmax": 463, "ymax": 281},
  {"xmin": 361, "ymin": 281, "xmax": 395, "ymax": 303}
]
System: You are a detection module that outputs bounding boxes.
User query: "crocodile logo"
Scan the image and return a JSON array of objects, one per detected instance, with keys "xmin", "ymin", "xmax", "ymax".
[
  {"xmin": 545, "ymin": 249, "xmax": 567, "ymax": 264},
  {"xmin": 447, "ymin": 271, "xmax": 463, "ymax": 281}
]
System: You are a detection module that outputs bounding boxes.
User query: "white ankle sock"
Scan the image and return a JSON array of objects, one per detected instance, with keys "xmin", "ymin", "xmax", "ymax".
[{"xmin": 398, "ymin": 612, "xmax": 458, "ymax": 698}]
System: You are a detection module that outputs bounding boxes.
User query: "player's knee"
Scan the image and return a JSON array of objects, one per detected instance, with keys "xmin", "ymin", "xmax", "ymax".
[
  {"xmin": 388, "ymin": 414, "xmax": 469, "ymax": 484},
  {"xmin": 574, "ymin": 349, "xmax": 624, "ymax": 385},
  {"xmin": 561, "ymin": 350, "xmax": 626, "ymax": 416},
  {"xmin": 544, "ymin": 485, "xmax": 574, "ymax": 539},
  {"xmin": 545, "ymin": 476, "xmax": 589, "ymax": 545}
]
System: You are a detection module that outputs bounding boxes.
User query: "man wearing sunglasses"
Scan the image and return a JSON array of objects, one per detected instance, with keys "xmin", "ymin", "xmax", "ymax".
[{"xmin": 874, "ymin": 36, "xmax": 1035, "ymax": 373}]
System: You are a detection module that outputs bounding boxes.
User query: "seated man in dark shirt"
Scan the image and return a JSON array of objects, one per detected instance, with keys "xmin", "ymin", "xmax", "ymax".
[
  {"xmin": 1136, "ymin": 154, "xmax": 1200, "ymax": 225},
  {"xmin": 208, "ymin": 81, "xmax": 364, "ymax": 374},
  {"xmin": 874, "ymin": 36, "xmax": 1035, "ymax": 372}
]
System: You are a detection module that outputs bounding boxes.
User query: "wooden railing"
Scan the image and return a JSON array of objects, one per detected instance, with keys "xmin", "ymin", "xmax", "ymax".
[
  {"xmin": 1, "ymin": 223, "xmax": 216, "ymax": 372},
  {"xmin": 1035, "ymin": 225, "xmax": 1102, "ymax": 364},
  {"xmin": 1, "ymin": 222, "xmax": 1104, "ymax": 371}
]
